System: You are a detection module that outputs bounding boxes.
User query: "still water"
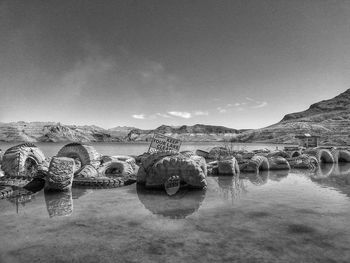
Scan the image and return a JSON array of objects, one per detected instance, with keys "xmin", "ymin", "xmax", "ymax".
[
  {"xmin": 0, "ymin": 141, "xmax": 288, "ymax": 158},
  {"xmin": 1, "ymin": 162, "xmax": 350, "ymax": 262}
]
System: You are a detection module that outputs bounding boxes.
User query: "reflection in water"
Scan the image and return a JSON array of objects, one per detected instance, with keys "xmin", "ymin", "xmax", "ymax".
[
  {"xmin": 216, "ymin": 176, "xmax": 246, "ymax": 204},
  {"xmin": 310, "ymin": 163, "xmax": 350, "ymax": 197},
  {"xmin": 136, "ymin": 184, "xmax": 206, "ymax": 219},
  {"xmin": 239, "ymin": 171, "xmax": 269, "ymax": 186},
  {"xmin": 44, "ymin": 190, "xmax": 73, "ymax": 217},
  {"xmin": 44, "ymin": 188, "xmax": 90, "ymax": 218},
  {"xmin": 268, "ymin": 170, "xmax": 289, "ymax": 182},
  {"xmin": 313, "ymin": 163, "xmax": 335, "ymax": 179},
  {"xmin": 7, "ymin": 186, "xmax": 37, "ymax": 213},
  {"xmin": 336, "ymin": 162, "xmax": 350, "ymax": 176},
  {"xmin": 7, "ymin": 178, "xmax": 46, "ymax": 213}
]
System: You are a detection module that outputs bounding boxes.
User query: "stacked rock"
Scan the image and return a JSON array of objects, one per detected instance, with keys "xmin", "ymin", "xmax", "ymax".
[
  {"xmin": 45, "ymin": 157, "xmax": 75, "ymax": 191},
  {"xmin": 137, "ymin": 151, "xmax": 207, "ymax": 189}
]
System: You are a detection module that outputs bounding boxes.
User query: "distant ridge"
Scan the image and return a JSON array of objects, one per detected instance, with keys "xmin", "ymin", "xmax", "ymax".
[
  {"xmin": 234, "ymin": 89, "xmax": 350, "ymax": 145},
  {"xmin": 0, "ymin": 122, "xmax": 244, "ymax": 143},
  {"xmin": 1, "ymin": 89, "xmax": 350, "ymax": 145}
]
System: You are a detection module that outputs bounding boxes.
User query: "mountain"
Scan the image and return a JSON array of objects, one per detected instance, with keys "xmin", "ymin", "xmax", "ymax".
[
  {"xmin": 1, "ymin": 89, "xmax": 350, "ymax": 144},
  {"xmin": 0, "ymin": 122, "xmax": 243, "ymax": 143},
  {"xmin": 233, "ymin": 89, "xmax": 350, "ymax": 145},
  {"xmin": 126, "ymin": 124, "xmax": 247, "ymax": 142},
  {"xmin": 0, "ymin": 122, "xmax": 121, "ymax": 142}
]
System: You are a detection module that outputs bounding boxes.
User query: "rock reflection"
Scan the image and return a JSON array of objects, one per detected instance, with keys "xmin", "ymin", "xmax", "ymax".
[
  {"xmin": 310, "ymin": 163, "xmax": 350, "ymax": 197},
  {"xmin": 268, "ymin": 170, "xmax": 289, "ymax": 182},
  {"xmin": 44, "ymin": 190, "xmax": 73, "ymax": 217},
  {"xmin": 7, "ymin": 186, "xmax": 37, "ymax": 213},
  {"xmin": 6, "ymin": 178, "xmax": 45, "ymax": 213},
  {"xmin": 136, "ymin": 184, "xmax": 206, "ymax": 219},
  {"xmin": 239, "ymin": 171, "xmax": 269, "ymax": 186},
  {"xmin": 44, "ymin": 188, "xmax": 90, "ymax": 218},
  {"xmin": 216, "ymin": 176, "xmax": 246, "ymax": 203},
  {"xmin": 335, "ymin": 162, "xmax": 350, "ymax": 176},
  {"xmin": 312, "ymin": 163, "xmax": 335, "ymax": 179}
]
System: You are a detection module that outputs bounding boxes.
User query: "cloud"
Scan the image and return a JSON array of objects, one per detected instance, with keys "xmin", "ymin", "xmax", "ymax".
[
  {"xmin": 193, "ymin": 110, "xmax": 209, "ymax": 116},
  {"xmin": 132, "ymin": 114, "xmax": 145, "ymax": 119},
  {"xmin": 244, "ymin": 97, "xmax": 268, "ymax": 108},
  {"xmin": 156, "ymin": 113, "xmax": 171, "ymax": 118},
  {"xmin": 217, "ymin": 107, "xmax": 227, "ymax": 113},
  {"xmin": 252, "ymin": 101, "xmax": 268, "ymax": 108},
  {"xmin": 168, "ymin": 111, "xmax": 192, "ymax": 118}
]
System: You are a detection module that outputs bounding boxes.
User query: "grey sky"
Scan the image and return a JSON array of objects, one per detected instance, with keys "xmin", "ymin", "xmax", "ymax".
[{"xmin": 1, "ymin": 0, "xmax": 349, "ymax": 129}]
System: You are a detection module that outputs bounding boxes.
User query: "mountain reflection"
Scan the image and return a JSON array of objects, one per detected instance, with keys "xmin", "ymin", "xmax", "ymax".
[{"xmin": 136, "ymin": 184, "xmax": 206, "ymax": 219}]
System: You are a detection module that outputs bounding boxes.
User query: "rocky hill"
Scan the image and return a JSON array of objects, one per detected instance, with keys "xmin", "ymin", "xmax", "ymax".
[
  {"xmin": 0, "ymin": 122, "xmax": 243, "ymax": 143},
  {"xmin": 126, "ymin": 124, "xmax": 247, "ymax": 142},
  {"xmin": 2, "ymin": 89, "xmax": 350, "ymax": 144},
  {"xmin": 233, "ymin": 89, "xmax": 350, "ymax": 145},
  {"xmin": 0, "ymin": 122, "xmax": 121, "ymax": 142}
]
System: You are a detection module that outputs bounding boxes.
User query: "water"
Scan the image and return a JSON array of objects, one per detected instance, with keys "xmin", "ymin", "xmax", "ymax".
[
  {"xmin": 1, "ymin": 162, "xmax": 350, "ymax": 262},
  {"xmin": 0, "ymin": 141, "xmax": 288, "ymax": 158}
]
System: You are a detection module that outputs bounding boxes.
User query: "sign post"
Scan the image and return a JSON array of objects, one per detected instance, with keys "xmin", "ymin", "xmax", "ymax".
[{"xmin": 148, "ymin": 133, "xmax": 182, "ymax": 153}]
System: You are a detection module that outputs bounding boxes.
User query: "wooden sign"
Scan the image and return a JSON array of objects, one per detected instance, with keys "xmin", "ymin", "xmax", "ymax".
[{"xmin": 148, "ymin": 133, "xmax": 182, "ymax": 153}]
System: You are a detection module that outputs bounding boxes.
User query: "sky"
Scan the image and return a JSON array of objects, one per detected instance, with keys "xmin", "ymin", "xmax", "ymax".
[{"xmin": 0, "ymin": 0, "xmax": 350, "ymax": 129}]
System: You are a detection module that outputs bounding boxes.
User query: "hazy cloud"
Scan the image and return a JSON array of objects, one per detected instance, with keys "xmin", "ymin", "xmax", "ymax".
[
  {"xmin": 244, "ymin": 97, "xmax": 268, "ymax": 109},
  {"xmin": 132, "ymin": 114, "xmax": 145, "ymax": 119},
  {"xmin": 156, "ymin": 113, "xmax": 171, "ymax": 118},
  {"xmin": 252, "ymin": 101, "xmax": 268, "ymax": 108},
  {"xmin": 194, "ymin": 110, "xmax": 209, "ymax": 116},
  {"xmin": 217, "ymin": 107, "xmax": 227, "ymax": 113},
  {"xmin": 168, "ymin": 111, "xmax": 192, "ymax": 118}
]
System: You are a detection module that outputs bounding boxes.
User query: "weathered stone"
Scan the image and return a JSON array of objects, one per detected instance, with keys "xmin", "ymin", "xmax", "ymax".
[
  {"xmin": 76, "ymin": 164, "xmax": 98, "ymax": 178},
  {"xmin": 45, "ymin": 157, "xmax": 75, "ymax": 191},
  {"xmin": 195, "ymin": 149, "xmax": 209, "ymax": 159},
  {"xmin": 217, "ymin": 157, "xmax": 240, "ymax": 175},
  {"xmin": 268, "ymin": 157, "xmax": 290, "ymax": 170},
  {"xmin": 98, "ymin": 160, "xmax": 135, "ymax": 177},
  {"xmin": 287, "ymin": 154, "xmax": 319, "ymax": 169},
  {"xmin": 57, "ymin": 143, "xmax": 101, "ymax": 171},
  {"xmin": 208, "ymin": 147, "xmax": 232, "ymax": 160},
  {"xmin": 267, "ymin": 151, "xmax": 290, "ymax": 159},
  {"xmin": 241, "ymin": 155, "xmax": 269, "ymax": 173},
  {"xmin": 303, "ymin": 148, "xmax": 334, "ymax": 163},
  {"xmin": 137, "ymin": 152, "xmax": 207, "ymax": 189},
  {"xmin": 101, "ymin": 155, "xmax": 137, "ymax": 170},
  {"xmin": 1, "ymin": 143, "xmax": 45, "ymax": 178}
]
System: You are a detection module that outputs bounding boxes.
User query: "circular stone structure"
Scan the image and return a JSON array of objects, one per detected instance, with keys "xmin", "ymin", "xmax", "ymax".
[
  {"xmin": 1, "ymin": 143, "xmax": 46, "ymax": 178},
  {"xmin": 304, "ymin": 148, "xmax": 335, "ymax": 164},
  {"xmin": 240, "ymin": 155, "xmax": 270, "ymax": 173},
  {"xmin": 57, "ymin": 143, "xmax": 101, "ymax": 172}
]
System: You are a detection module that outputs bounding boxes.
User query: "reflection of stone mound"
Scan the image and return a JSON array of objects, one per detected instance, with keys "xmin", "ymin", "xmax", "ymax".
[
  {"xmin": 71, "ymin": 187, "xmax": 90, "ymax": 200},
  {"xmin": 6, "ymin": 186, "xmax": 37, "ymax": 207},
  {"xmin": 268, "ymin": 170, "xmax": 289, "ymax": 182},
  {"xmin": 310, "ymin": 163, "xmax": 350, "ymax": 197},
  {"xmin": 216, "ymin": 176, "xmax": 246, "ymax": 201},
  {"xmin": 44, "ymin": 190, "xmax": 73, "ymax": 217},
  {"xmin": 313, "ymin": 163, "xmax": 335, "ymax": 179},
  {"xmin": 336, "ymin": 163, "xmax": 350, "ymax": 175},
  {"xmin": 136, "ymin": 184, "xmax": 206, "ymax": 219},
  {"xmin": 239, "ymin": 171, "xmax": 269, "ymax": 186}
]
